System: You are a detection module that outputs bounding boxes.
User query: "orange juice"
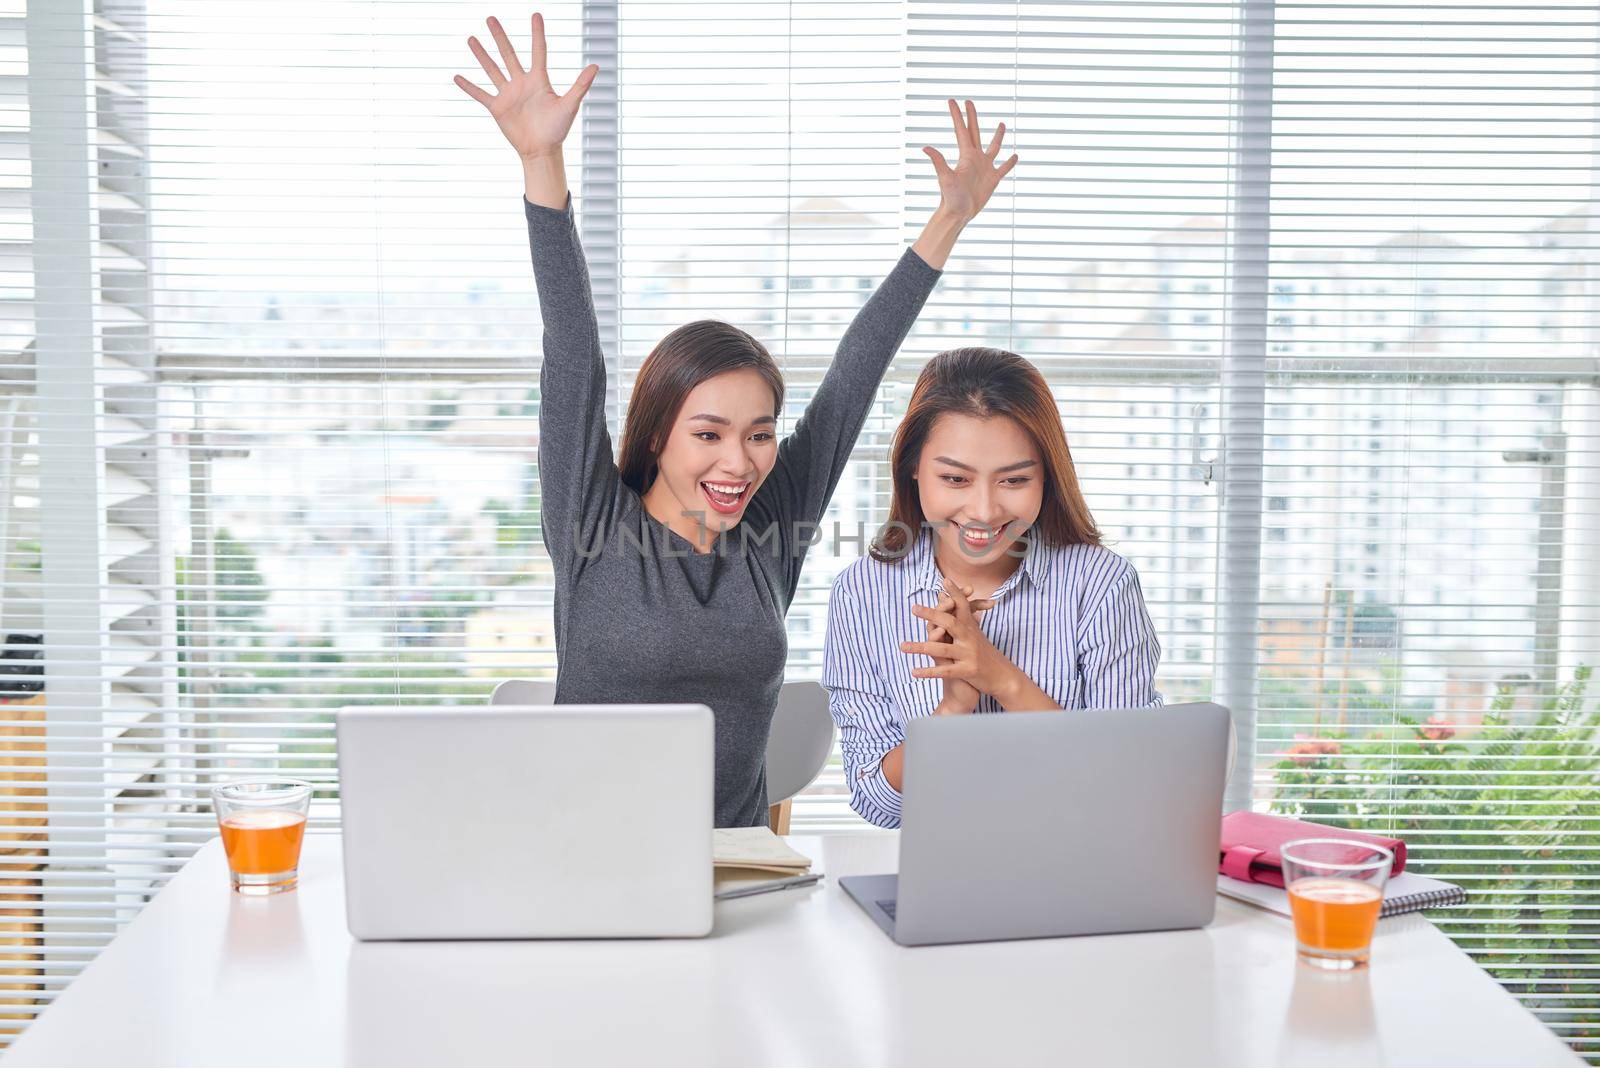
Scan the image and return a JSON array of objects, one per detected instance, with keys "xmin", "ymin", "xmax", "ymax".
[
  {"xmin": 1288, "ymin": 876, "xmax": 1383, "ymax": 952},
  {"xmin": 219, "ymin": 809, "xmax": 307, "ymax": 875}
]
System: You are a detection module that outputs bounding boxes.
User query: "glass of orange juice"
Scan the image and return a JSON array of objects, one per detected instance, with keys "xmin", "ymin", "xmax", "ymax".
[
  {"xmin": 1281, "ymin": 837, "xmax": 1393, "ymax": 970},
  {"xmin": 211, "ymin": 780, "xmax": 312, "ymax": 896}
]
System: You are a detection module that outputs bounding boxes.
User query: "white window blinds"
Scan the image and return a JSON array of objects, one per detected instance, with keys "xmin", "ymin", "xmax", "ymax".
[
  {"xmin": 615, "ymin": 0, "xmax": 909, "ymax": 825},
  {"xmin": 2, "ymin": 0, "xmax": 1597, "ymax": 1059},
  {"xmin": 1257, "ymin": 3, "xmax": 1599, "ymax": 1054},
  {"xmin": 909, "ymin": 0, "xmax": 1600, "ymax": 1058},
  {"xmin": 6, "ymin": 0, "xmax": 607, "ymax": 1039},
  {"xmin": 5, "ymin": 0, "xmax": 170, "ymax": 1043}
]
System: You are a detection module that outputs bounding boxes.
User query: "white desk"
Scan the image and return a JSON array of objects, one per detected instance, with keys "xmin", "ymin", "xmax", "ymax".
[{"xmin": 4, "ymin": 834, "xmax": 1581, "ymax": 1067}]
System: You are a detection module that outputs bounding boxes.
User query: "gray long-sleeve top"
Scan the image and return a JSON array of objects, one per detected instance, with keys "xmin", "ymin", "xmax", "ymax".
[{"xmin": 526, "ymin": 195, "xmax": 940, "ymax": 827}]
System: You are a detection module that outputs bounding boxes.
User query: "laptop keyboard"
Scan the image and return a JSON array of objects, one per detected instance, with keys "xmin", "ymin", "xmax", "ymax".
[{"xmin": 877, "ymin": 899, "xmax": 898, "ymax": 920}]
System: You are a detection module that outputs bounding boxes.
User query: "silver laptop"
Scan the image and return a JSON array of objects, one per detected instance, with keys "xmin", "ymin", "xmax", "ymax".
[
  {"xmin": 336, "ymin": 704, "xmax": 714, "ymax": 940},
  {"xmin": 841, "ymin": 702, "xmax": 1230, "ymax": 946}
]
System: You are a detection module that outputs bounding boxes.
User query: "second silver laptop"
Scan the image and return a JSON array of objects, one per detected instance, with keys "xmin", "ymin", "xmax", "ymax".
[{"xmin": 841, "ymin": 702, "xmax": 1231, "ymax": 946}]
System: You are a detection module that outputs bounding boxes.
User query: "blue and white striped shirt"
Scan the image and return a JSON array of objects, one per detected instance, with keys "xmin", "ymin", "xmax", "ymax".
[{"xmin": 821, "ymin": 531, "xmax": 1163, "ymax": 828}]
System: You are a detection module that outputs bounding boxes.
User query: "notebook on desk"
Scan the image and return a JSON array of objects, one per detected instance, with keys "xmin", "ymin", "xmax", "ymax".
[
  {"xmin": 1218, "ymin": 871, "xmax": 1466, "ymax": 918},
  {"xmin": 713, "ymin": 827, "xmax": 811, "ymax": 876},
  {"xmin": 713, "ymin": 827, "xmax": 818, "ymax": 899}
]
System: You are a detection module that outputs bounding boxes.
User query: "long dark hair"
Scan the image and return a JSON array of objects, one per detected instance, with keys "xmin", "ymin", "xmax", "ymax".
[
  {"xmin": 617, "ymin": 320, "xmax": 785, "ymax": 495},
  {"xmin": 870, "ymin": 346, "xmax": 1101, "ymax": 562}
]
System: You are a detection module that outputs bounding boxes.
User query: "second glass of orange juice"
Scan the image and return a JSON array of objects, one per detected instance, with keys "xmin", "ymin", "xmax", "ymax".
[
  {"xmin": 1281, "ymin": 838, "xmax": 1393, "ymax": 970},
  {"xmin": 211, "ymin": 780, "xmax": 313, "ymax": 895}
]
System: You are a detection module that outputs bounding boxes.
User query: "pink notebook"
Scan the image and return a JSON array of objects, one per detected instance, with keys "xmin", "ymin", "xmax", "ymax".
[{"xmin": 1219, "ymin": 812, "xmax": 1406, "ymax": 889}]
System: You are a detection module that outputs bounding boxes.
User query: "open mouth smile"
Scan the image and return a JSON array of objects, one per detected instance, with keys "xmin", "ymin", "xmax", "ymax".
[
  {"xmin": 959, "ymin": 521, "xmax": 1012, "ymax": 551},
  {"xmin": 700, "ymin": 480, "xmax": 752, "ymax": 515}
]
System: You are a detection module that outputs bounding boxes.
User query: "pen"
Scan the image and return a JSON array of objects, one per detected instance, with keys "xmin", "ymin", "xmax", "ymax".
[{"xmin": 714, "ymin": 872, "xmax": 825, "ymax": 901}]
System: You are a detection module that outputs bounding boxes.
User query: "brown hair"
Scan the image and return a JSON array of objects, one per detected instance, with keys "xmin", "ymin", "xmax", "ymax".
[
  {"xmin": 869, "ymin": 346, "xmax": 1101, "ymax": 562},
  {"xmin": 617, "ymin": 320, "xmax": 785, "ymax": 495}
]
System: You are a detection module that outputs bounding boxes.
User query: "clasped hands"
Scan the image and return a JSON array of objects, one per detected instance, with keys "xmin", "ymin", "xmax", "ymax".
[{"xmin": 902, "ymin": 585, "xmax": 1030, "ymax": 716}]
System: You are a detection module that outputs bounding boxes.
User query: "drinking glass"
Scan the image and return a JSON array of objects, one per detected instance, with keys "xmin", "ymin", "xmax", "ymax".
[
  {"xmin": 1281, "ymin": 837, "xmax": 1393, "ymax": 970},
  {"xmin": 211, "ymin": 779, "xmax": 312, "ymax": 895}
]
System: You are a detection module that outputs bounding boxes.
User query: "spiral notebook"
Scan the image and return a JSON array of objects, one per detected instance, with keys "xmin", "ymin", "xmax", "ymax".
[{"xmin": 1218, "ymin": 871, "xmax": 1466, "ymax": 919}]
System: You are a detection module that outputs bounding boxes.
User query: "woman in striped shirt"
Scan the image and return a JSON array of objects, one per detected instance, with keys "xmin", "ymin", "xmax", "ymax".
[{"xmin": 821, "ymin": 347, "xmax": 1163, "ymax": 828}]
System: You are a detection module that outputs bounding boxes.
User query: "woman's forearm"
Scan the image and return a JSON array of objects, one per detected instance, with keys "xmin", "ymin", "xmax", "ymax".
[
  {"xmin": 881, "ymin": 744, "xmax": 906, "ymax": 792},
  {"xmin": 522, "ymin": 149, "xmax": 569, "ymax": 211},
  {"xmin": 910, "ymin": 208, "xmax": 968, "ymax": 270},
  {"xmin": 993, "ymin": 669, "xmax": 1061, "ymax": 714},
  {"xmin": 883, "ymin": 673, "xmax": 1055, "ymax": 789}
]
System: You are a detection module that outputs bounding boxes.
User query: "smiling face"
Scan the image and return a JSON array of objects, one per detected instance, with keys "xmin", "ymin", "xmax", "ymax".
[
  {"xmin": 639, "ymin": 367, "xmax": 781, "ymax": 544},
  {"xmin": 914, "ymin": 411, "xmax": 1044, "ymax": 571}
]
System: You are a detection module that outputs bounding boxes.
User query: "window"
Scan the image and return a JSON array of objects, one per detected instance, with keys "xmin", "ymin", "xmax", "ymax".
[{"xmin": 8, "ymin": 0, "xmax": 1597, "ymax": 1055}]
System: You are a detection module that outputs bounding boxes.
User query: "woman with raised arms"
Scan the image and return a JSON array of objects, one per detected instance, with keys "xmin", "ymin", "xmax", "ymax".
[
  {"xmin": 454, "ymin": 13, "xmax": 1016, "ymax": 826},
  {"xmin": 822, "ymin": 347, "xmax": 1163, "ymax": 829}
]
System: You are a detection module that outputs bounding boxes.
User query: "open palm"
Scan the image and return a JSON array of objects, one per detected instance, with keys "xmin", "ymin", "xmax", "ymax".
[
  {"xmin": 454, "ymin": 12, "xmax": 598, "ymax": 159},
  {"xmin": 923, "ymin": 99, "xmax": 1018, "ymax": 223}
]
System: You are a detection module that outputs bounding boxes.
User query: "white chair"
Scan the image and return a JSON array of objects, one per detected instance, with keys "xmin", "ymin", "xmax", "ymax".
[
  {"xmin": 488, "ymin": 676, "xmax": 835, "ymax": 834},
  {"xmin": 489, "ymin": 678, "xmax": 556, "ymax": 706},
  {"xmin": 763, "ymin": 680, "xmax": 835, "ymax": 834}
]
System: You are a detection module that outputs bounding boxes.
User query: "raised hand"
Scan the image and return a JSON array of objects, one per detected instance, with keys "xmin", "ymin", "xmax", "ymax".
[
  {"xmin": 454, "ymin": 13, "xmax": 599, "ymax": 161},
  {"xmin": 922, "ymin": 99, "xmax": 1018, "ymax": 224}
]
